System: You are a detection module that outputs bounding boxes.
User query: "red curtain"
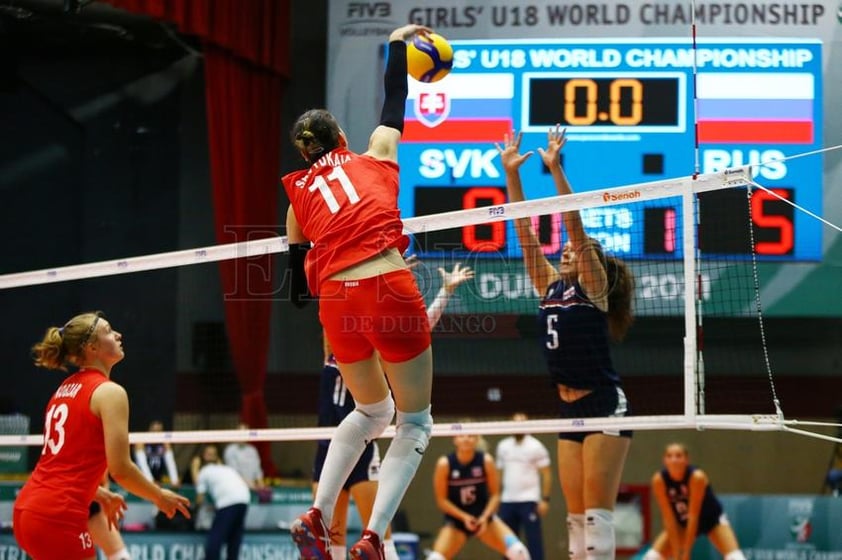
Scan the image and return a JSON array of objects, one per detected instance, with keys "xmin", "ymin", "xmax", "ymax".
[
  {"xmin": 103, "ymin": 0, "xmax": 289, "ymax": 75},
  {"xmin": 105, "ymin": 0, "xmax": 290, "ymax": 476}
]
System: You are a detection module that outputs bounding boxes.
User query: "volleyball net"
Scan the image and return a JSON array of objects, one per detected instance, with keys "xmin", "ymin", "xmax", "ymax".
[{"xmin": 3, "ymin": 163, "xmax": 838, "ymax": 449}]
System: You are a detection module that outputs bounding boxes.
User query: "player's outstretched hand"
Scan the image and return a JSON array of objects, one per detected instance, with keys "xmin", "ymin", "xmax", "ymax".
[
  {"xmin": 389, "ymin": 24, "xmax": 432, "ymax": 42},
  {"xmin": 156, "ymin": 488, "xmax": 192, "ymax": 519},
  {"xmin": 96, "ymin": 487, "xmax": 127, "ymax": 531},
  {"xmin": 404, "ymin": 253, "xmax": 421, "ymax": 270},
  {"xmin": 495, "ymin": 130, "xmax": 533, "ymax": 173},
  {"xmin": 537, "ymin": 124, "xmax": 567, "ymax": 170},
  {"xmin": 439, "ymin": 263, "xmax": 475, "ymax": 294}
]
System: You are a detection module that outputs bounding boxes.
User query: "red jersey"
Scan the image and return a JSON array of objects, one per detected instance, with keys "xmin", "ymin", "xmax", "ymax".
[
  {"xmin": 282, "ymin": 148, "xmax": 409, "ymax": 295},
  {"xmin": 14, "ymin": 369, "xmax": 109, "ymax": 523}
]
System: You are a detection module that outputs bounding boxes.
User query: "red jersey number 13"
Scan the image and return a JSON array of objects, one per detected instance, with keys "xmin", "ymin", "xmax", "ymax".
[{"xmin": 42, "ymin": 403, "xmax": 69, "ymax": 456}]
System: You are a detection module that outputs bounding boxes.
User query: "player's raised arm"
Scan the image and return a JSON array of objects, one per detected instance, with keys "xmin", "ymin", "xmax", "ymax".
[
  {"xmin": 366, "ymin": 24, "xmax": 431, "ymax": 162},
  {"xmin": 538, "ymin": 125, "xmax": 608, "ymax": 304},
  {"xmin": 497, "ymin": 130, "xmax": 560, "ymax": 295}
]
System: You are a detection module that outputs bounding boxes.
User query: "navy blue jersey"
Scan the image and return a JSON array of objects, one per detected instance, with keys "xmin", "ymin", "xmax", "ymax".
[
  {"xmin": 446, "ymin": 451, "xmax": 489, "ymax": 519},
  {"xmin": 538, "ymin": 279, "xmax": 620, "ymax": 389},
  {"xmin": 316, "ymin": 359, "xmax": 354, "ymax": 436},
  {"xmin": 141, "ymin": 443, "xmax": 169, "ymax": 482},
  {"xmin": 661, "ymin": 465, "xmax": 724, "ymax": 535}
]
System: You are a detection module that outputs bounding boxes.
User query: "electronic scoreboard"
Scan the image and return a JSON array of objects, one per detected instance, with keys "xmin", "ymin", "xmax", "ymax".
[{"xmin": 397, "ymin": 38, "xmax": 823, "ymax": 261}]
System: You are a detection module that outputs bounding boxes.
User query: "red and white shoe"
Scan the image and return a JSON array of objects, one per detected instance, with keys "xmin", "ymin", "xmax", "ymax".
[
  {"xmin": 349, "ymin": 529, "xmax": 385, "ymax": 560},
  {"xmin": 290, "ymin": 507, "xmax": 333, "ymax": 560}
]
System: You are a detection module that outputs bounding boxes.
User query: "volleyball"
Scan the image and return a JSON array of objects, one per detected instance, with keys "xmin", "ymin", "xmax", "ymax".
[{"xmin": 407, "ymin": 32, "xmax": 453, "ymax": 83}]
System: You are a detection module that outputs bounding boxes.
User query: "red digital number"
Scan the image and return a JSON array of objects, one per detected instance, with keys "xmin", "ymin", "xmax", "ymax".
[
  {"xmin": 530, "ymin": 214, "xmax": 563, "ymax": 255},
  {"xmin": 462, "ymin": 187, "xmax": 506, "ymax": 252},
  {"xmin": 751, "ymin": 189, "xmax": 794, "ymax": 255}
]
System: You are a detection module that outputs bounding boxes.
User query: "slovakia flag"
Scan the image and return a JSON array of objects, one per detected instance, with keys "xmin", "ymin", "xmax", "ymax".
[{"xmin": 403, "ymin": 73, "xmax": 514, "ymax": 143}]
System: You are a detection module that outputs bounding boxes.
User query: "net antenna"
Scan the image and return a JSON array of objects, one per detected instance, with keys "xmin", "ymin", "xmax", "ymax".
[{"xmin": 690, "ymin": 0, "xmax": 705, "ymax": 420}]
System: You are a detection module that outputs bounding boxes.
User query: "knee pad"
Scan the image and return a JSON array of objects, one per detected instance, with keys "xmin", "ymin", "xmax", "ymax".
[
  {"xmin": 505, "ymin": 539, "xmax": 531, "ymax": 560},
  {"xmin": 725, "ymin": 551, "xmax": 747, "ymax": 560},
  {"xmin": 567, "ymin": 513, "xmax": 586, "ymax": 560},
  {"xmin": 585, "ymin": 508, "xmax": 614, "ymax": 560},
  {"xmin": 426, "ymin": 552, "xmax": 446, "ymax": 560},
  {"xmin": 642, "ymin": 549, "xmax": 664, "ymax": 560},
  {"xmin": 351, "ymin": 395, "xmax": 395, "ymax": 442},
  {"xmin": 394, "ymin": 406, "xmax": 433, "ymax": 450}
]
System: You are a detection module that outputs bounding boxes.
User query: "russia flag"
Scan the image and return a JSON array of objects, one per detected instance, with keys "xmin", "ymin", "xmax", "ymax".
[
  {"xmin": 403, "ymin": 73, "xmax": 514, "ymax": 143},
  {"xmin": 696, "ymin": 73, "xmax": 814, "ymax": 144}
]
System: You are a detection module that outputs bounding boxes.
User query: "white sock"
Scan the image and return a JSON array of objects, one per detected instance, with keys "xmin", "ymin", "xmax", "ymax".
[
  {"xmin": 107, "ymin": 548, "xmax": 131, "ymax": 560},
  {"xmin": 331, "ymin": 544, "xmax": 347, "ymax": 560},
  {"xmin": 314, "ymin": 396, "xmax": 394, "ymax": 527},
  {"xmin": 642, "ymin": 549, "xmax": 664, "ymax": 560},
  {"xmin": 383, "ymin": 538, "xmax": 399, "ymax": 560},
  {"xmin": 368, "ymin": 406, "xmax": 432, "ymax": 536},
  {"xmin": 505, "ymin": 539, "xmax": 531, "ymax": 560}
]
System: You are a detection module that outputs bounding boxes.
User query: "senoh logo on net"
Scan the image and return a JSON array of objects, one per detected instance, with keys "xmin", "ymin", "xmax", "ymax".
[{"xmin": 602, "ymin": 190, "xmax": 641, "ymax": 203}]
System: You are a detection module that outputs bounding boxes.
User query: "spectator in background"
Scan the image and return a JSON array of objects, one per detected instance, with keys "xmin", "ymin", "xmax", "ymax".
[
  {"xmin": 134, "ymin": 419, "xmax": 180, "ymax": 486},
  {"xmin": 185, "ymin": 448, "xmax": 215, "ymax": 530},
  {"xmin": 196, "ymin": 443, "xmax": 251, "ymax": 560},
  {"xmin": 495, "ymin": 413, "xmax": 552, "ymax": 560},
  {"xmin": 225, "ymin": 422, "xmax": 266, "ymax": 490}
]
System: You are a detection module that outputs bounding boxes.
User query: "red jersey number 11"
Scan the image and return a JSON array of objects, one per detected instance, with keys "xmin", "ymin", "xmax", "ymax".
[{"xmin": 309, "ymin": 166, "xmax": 360, "ymax": 214}]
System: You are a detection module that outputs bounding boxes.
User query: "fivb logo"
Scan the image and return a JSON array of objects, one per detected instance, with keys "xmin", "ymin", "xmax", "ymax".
[
  {"xmin": 603, "ymin": 190, "xmax": 641, "ymax": 202},
  {"xmin": 346, "ymin": 2, "xmax": 391, "ymax": 18}
]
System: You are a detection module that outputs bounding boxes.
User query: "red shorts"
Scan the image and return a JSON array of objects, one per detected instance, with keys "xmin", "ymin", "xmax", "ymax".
[
  {"xmin": 319, "ymin": 269, "xmax": 431, "ymax": 363},
  {"xmin": 14, "ymin": 507, "xmax": 95, "ymax": 560}
]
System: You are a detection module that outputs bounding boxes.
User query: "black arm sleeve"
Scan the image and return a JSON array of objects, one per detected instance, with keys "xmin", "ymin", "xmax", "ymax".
[
  {"xmin": 288, "ymin": 243, "xmax": 313, "ymax": 308},
  {"xmin": 379, "ymin": 40, "xmax": 408, "ymax": 132}
]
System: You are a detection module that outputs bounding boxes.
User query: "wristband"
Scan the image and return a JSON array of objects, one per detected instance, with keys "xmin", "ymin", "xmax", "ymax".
[{"xmin": 288, "ymin": 243, "xmax": 313, "ymax": 308}]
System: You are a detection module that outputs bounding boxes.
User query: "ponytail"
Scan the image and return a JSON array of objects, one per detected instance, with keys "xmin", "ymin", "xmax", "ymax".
[{"xmin": 604, "ymin": 256, "xmax": 634, "ymax": 341}]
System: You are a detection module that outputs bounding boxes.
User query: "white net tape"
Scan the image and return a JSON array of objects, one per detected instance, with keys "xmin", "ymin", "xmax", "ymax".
[{"xmin": 0, "ymin": 168, "xmax": 750, "ymax": 289}]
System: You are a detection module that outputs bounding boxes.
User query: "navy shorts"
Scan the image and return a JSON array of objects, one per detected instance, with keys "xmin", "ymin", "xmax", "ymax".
[
  {"xmin": 696, "ymin": 512, "xmax": 729, "ymax": 536},
  {"xmin": 313, "ymin": 440, "xmax": 380, "ymax": 490},
  {"xmin": 558, "ymin": 385, "xmax": 633, "ymax": 442},
  {"xmin": 444, "ymin": 513, "xmax": 498, "ymax": 536}
]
